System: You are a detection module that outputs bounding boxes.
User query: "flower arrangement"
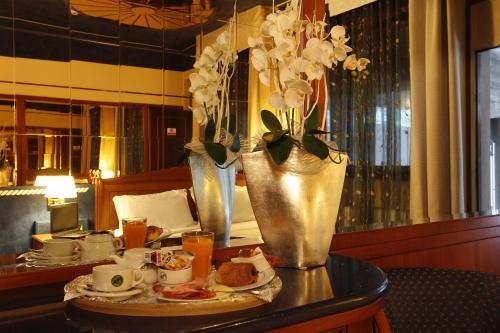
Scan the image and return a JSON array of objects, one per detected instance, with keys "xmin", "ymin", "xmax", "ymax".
[
  {"xmin": 186, "ymin": 10, "xmax": 241, "ymax": 166},
  {"xmin": 248, "ymin": 0, "xmax": 369, "ymax": 165}
]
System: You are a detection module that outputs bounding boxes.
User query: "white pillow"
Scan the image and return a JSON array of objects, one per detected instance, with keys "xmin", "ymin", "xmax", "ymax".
[
  {"xmin": 232, "ymin": 186, "xmax": 256, "ymax": 223},
  {"xmin": 113, "ymin": 189, "xmax": 197, "ymax": 231}
]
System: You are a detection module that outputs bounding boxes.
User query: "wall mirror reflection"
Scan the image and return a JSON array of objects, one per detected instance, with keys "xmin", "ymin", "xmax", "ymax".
[{"xmin": 0, "ymin": 0, "xmax": 497, "ymax": 259}]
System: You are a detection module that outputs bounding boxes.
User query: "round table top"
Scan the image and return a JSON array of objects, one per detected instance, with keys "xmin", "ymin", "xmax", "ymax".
[{"xmin": 65, "ymin": 254, "xmax": 388, "ymax": 332}]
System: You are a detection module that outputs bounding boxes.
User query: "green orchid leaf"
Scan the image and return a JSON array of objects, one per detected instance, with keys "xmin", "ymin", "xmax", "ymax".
[
  {"xmin": 306, "ymin": 129, "xmax": 330, "ymax": 135},
  {"xmin": 304, "ymin": 108, "xmax": 319, "ymax": 132},
  {"xmin": 204, "ymin": 118, "xmax": 216, "ymax": 142},
  {"xmin": 267, "ymin": 135, "xmax": 293, "ymax": 165},
  {"xmin": 302, "ymin": 135, "xmax": 329, "ymax": 160},
  {"xmin": 203, "ymin": 142, "xmax": 227, "ymax": 165},
  {"xmin": 230, "ymin": 133, "xmax": 240, "ymax": 152},
  {"xmin": 262, "ymin": 129, "xmax": 289, "ymax": 143},
  {"xmin": 261, "ymin": 110, "xmax": 282, "ymax": 131}
]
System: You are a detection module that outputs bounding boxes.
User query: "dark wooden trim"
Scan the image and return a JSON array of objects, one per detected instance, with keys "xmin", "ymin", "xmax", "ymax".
[
  {"xmin": 267, "ymin": 297, "xmax": 389, "ymax": 333},
  {"xmin": 0, "ymin": 262, "xmax": 105, "ymax": 292},
  {"xmin": 331, "ymin": 215, "xmax": 500, "ymax": 274}
]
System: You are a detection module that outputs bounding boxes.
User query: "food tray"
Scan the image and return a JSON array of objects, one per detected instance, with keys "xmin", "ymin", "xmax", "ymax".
[
  {"xmin": 70, "ymin": 295, "xmax": 267, "ymax": 316},
  {"xmin": 66, "ymin": 274, "xmax": 281, "ymax": 317}
]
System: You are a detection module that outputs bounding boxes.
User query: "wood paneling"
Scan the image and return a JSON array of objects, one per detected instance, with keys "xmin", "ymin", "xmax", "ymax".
[
  {"xmin": 331, "ymin": 215, "xmax": 500, "ymax": 274},
  {"xmin": 267, "ymin": 298, "xmax": 390, "ymax": 333}
]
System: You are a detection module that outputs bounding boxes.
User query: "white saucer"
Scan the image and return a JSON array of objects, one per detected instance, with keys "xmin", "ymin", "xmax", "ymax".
[
  {"xmin": 76, "ymin": 285, "xmax": 144, "ymax": 300},
  {"xmin": 31, "ymin": 253, "xmax": 79, "ymax": 262}
]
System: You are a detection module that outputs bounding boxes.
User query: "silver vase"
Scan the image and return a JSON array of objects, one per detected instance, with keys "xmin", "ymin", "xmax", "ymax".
[
  {"xmin": 189, "ymin": 153, "xmax": 236, "ymax": 247},
  {"xmin": 242, "ymin": 148, "xmax": 347, "ymax": 268},
  {"xmin": 0, "ymin": 166, "xmax": 12, "ymax": 187}
]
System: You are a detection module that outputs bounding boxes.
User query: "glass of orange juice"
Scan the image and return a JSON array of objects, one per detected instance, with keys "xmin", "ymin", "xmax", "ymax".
[
  {"xmin": 122, "ymin": 217, "xmax": 148, "ymax": 249},
  {"xmin": 182, "ymin": 231, "xmax": 214, "ymax": 279}
]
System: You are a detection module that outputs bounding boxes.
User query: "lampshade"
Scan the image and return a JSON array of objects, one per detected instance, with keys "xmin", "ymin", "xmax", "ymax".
[{"xmin": 35, "ymin": 176, "xmax": 77, "ymax": 199}]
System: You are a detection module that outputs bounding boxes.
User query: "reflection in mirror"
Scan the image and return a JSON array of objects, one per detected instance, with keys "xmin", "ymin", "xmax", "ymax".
[{"xmin": 0, "ymin": 99, "xmax": 15, "ymax": 186}]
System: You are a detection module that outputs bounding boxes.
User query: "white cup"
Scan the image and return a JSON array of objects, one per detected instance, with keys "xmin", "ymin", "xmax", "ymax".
[
  {"xmin": 43, "ymin": 239, "xmax": 77, "ymax": 257},
  {"xmin": 158, "ymin": 266, "xmax": 192, "ymax": 285},
  {"xmin": 92, "ymin": 264, "xmax": 144, "ymax": 292}
]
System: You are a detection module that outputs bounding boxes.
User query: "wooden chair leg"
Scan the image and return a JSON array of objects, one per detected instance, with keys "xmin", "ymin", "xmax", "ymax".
[{"xmin": 374, "ymin": 309, "xmax": 392, "ymax": 333}]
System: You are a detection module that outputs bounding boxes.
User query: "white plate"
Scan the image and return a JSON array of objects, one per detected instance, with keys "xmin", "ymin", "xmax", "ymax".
[
  {"xmin": 76, "ymin": 285, "xmax": 144, "ymax": 299},
  {"xmin": 220, "ymin": 268, "xmax": 276, "ymax": 291}
]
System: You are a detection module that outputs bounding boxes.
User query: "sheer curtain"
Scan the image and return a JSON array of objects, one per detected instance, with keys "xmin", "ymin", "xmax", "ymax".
[{"xmin": 329, "ymin": 0, "xmax": 411, "ymax": 232}]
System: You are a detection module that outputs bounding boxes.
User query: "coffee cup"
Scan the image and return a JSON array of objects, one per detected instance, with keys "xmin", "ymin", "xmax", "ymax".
[
  {"xmin": 92, "ymin": 264, "xmax": 144, "ymax": 292},
  {"xmin": 43, "ymin": 239, "xmax": 77, "ymax": 257}
]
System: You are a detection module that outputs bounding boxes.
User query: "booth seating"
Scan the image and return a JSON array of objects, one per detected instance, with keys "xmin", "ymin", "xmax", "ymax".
[{"xmin": 384, "ymin": 267, "xmax": 500, "ymax": 333}]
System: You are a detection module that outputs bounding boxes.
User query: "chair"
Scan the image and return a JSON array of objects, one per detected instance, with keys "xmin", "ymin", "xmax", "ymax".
[{"xmin": 384, "ymin": 267, "xmax": 500, "ymax": 333}]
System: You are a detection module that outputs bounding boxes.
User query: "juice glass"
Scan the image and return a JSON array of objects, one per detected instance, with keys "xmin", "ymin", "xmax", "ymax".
[
  {"xmin": 182, "ymin": 231, "xmax": 214, "ymax": 279},
  {"xmin": 122, "ymin": 217, "xmax": 147, "ymax": 249}
]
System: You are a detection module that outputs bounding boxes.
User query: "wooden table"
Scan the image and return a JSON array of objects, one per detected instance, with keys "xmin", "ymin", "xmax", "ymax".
[{"xmin": 0, "ymin": 255, "xmax": 390, "ymax": 333}]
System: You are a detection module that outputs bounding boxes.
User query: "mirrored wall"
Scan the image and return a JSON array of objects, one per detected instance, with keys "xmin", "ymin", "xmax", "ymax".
[{"xmin": 0, "ymin": 0, "xmax": 273, "ymax": 186}]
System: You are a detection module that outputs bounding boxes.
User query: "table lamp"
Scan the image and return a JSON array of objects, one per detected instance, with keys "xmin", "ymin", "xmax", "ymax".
[{"xmin": 35, "ymin": 175, "xmax": 78, "ymax": 233}]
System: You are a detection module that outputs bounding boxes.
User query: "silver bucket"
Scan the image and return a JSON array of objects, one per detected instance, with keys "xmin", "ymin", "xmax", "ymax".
[
  {"xmin": 189, "ymin": 153, "xmax": 236, "ymax": 247},
  {"xmin": 241, "ymin": 149, "xmax": 347, "ymax": 268}
]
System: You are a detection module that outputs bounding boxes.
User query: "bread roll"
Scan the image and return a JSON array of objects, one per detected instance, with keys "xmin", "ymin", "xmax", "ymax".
[
  {"xmin": 216, "ymin": 262, "xmax": 258, "ymax": 287},
  {"xmin": 146, "ymin": 225, "xmax": 163, "ymax": 242}
]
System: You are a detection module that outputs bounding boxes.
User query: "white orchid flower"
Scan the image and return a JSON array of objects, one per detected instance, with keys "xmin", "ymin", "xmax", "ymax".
[
  {"xmin": 216, "ymin": 31, "xmax": 229, "ymax": 47},
  {"xmin": 268, "ymin": 40, "xmax": 294, "ymax": 63},
  {"xmin": 248, "ymin": 36, "xmax": 264, "ymax": 48},
  {"xmin": 304, "ymin": 60, "xmax": 324, "ymax": 81},
  {"xmin": 188, "ymin": 73, "xmax": 208, "ymax": 93},
  {"xmin": 259, "ymin": 69, "xmax": 271, "ymax": 86},
  {"xmin": 332, "ymin": 46, "xmax": 348, "ymax": 65},
  {"xmin": 284, "ymin": 79, "xmax": 313, "ymax": 108},
  {"xmin": 270, "ymin": 92, "xmax": 287, "ymax": 110},
  {"xmin": 251, "ymin": 48, "xmax": 268, "ymax": 72},
  {"xmin": 343, "ymin": 54, "xmax": 358, "ymax": 71},
  {"xmin": 357, "ymin": 58, "xmax": 371, "ymax": 71},
  {"xmin": 260, "ymin": 19, "xmax": 277, "ymax": 37},
  {"xmin": 194, "ymin": 53, "xmax": 216, "ymax": 69},
  {"xmin": 191, "ymin": 105, "xmax": 208, "ymax": 125},
  {"xmin": 276, "ymin": 12, "xmax": 294, "ymax": 31},
  {"xmin": 303, "ymin": 38, "xmax": 321, "ymax": 62},
  {"xmin": 199, "ymin": 67, "xmax": 218, "ymax": 83},
  {"xmin": 193, "ymin": 86, "xmax": 218, "ymax": 106},
  {"xmin": 320, "ymin": 41, "xmax": 334, "ymax": 68},
  {"xmin": 331, "ymin": 25, "xmax": 346, "ymax": 39}
]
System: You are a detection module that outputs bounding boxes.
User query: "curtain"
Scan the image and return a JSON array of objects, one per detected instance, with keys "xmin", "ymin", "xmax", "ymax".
[
  {"xmin": 329, "ymin": 0, "xmax": 411, "ymax": 232},
  {"xmin": 409, "ymin": 0, "xmax": 467, "ymax": 223}
]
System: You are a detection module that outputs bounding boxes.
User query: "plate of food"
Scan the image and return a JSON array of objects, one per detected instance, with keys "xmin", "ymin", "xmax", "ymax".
[
  {"xmin": 215, "ymin": 262, "xmax": 276, "ymax": 291},
  {"xmin": 154, "ymin": 280, "xmax": 217, "ymax": 302}
]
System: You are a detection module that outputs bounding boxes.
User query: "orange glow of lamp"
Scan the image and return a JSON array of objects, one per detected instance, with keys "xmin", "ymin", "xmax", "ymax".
[{"xmin": 35, "ymin": 176, "xmax": 79, "ymax": 234}]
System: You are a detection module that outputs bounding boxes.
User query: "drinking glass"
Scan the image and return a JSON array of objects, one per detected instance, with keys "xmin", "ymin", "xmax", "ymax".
[
  {"xmin": 122, "ymin": 217, "xmax": 147, "ymax": 249},
  {"xmin": 182, "ymin": 231, "xmax": 214, "ymax": 279}
]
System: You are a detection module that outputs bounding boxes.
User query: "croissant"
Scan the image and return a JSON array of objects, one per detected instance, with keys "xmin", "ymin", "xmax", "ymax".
[
  {"xmin": 146, "ymin": 225, "xmax": 163, "ymax": 242},
  {"xmin": 216, "ymin": 262, "xmax": 258, "ymax": 287}
]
